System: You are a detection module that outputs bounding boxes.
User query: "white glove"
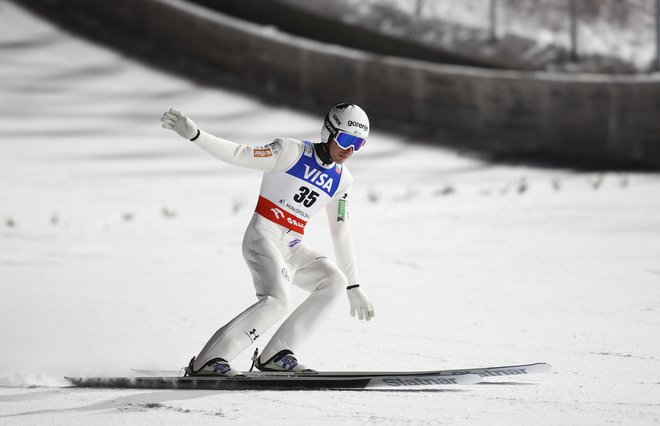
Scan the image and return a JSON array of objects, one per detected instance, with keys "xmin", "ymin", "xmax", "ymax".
[
  {"xmin": 347, "ymin": 285, "xmax": 375, "ymax": 321},
  {"xmin": 160, "ymin": 108, "xmax": 198, "ymax": 140}
]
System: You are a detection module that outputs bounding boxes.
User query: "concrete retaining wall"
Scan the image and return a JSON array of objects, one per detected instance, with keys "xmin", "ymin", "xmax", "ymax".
[{"xmin": 16, "ymin": 0, "xmax": 660, "ymax": 167}]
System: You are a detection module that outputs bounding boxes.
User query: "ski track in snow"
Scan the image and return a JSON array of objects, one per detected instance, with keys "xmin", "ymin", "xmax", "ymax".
[{"xmin": 1, "ymin": 1, "xmax": 660, "ymax": 425}]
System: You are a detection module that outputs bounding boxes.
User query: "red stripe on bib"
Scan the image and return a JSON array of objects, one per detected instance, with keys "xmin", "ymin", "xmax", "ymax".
[{"xmin": 255, "ymin": 196, "xmax": 307, "ymax": 234}]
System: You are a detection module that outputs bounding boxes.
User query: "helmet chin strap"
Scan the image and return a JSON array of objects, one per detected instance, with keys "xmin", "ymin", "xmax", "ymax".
[{"xmin": 314, "ymin": 141, "xmax": 334, "ymax": 165}]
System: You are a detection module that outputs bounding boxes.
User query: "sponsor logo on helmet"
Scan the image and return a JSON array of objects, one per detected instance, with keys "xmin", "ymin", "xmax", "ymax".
[
  {"xmin": 348, "ymin": 120, "xmax": 368, "ymax": 132},
  {"xmin": 332, "ymin": 114, "xmax": 342, "ymax": 126}
]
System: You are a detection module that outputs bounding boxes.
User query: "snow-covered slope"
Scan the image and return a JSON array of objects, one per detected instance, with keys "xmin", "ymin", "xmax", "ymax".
[{"xmin": 1, "ymin": 1, "xmax": 659, "ymax": 424}]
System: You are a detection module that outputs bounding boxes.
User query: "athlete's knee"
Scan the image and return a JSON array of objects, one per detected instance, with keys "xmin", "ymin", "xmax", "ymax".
[{"xmin": 259, "ymin": 294, "xmax": 291, "ymax": 317}]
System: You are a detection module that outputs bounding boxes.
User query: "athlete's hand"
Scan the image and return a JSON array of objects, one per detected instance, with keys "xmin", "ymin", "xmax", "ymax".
[
  {"xmin": 347, "ymin": 285, "xmax": 375, "ymax": 321},
  {"xmin": 161, "ymin": 108, "xmax": 198, "ymax": 140}
]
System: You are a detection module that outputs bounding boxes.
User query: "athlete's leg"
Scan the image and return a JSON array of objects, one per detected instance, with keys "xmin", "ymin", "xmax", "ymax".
[
  {"xmin": 259, "ymin": 246, "xmax": 346, "ymax": 362},
  {"xmin": 193, "ymin": 225, "xmax": 291, "ymax": 369}
]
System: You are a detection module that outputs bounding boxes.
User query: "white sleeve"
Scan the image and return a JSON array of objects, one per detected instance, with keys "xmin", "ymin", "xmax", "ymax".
[
  {"xmin": 191, "ymin": 131, "xmax": 300, "ymax": 173},
  {"xmin": 325, "ymin": 173, "xmax": 360, "ymax": 286}
]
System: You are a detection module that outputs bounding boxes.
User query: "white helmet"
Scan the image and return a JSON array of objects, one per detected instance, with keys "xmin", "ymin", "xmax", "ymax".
[{"xmin": 321, "ymin": 103, "xmax": 370, "ymax": 151}]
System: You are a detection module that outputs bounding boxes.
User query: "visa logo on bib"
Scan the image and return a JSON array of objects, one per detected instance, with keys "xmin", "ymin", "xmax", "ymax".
[
  {"xmin": 287, "ymin": 142, "xmax": 342, "ymax": 196},
  {"xmin": 303, "ymin": 165, "xmax": 333, "ymax": 192}
]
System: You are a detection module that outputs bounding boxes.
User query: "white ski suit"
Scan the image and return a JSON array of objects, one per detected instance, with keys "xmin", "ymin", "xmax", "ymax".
[{"xmin": 190, "ymin": 130, "xmax": 360, "ymax": 369}]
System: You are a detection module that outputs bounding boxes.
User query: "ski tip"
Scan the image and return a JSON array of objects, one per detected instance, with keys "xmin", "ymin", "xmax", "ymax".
[
  {"xmin": 486, "ymin": 362, "xmax": 552, "ymax": 374},
  {"xmin": 529, "ymin": 362, "xmax": 552, "ymax": 373}
]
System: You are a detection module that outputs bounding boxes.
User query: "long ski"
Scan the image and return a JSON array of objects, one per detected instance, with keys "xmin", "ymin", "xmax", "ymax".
[
  {"xmin": 67, "ymin": 362, "xmax": 550, "ymax": 390},
  {"xmin": 67, "ymin": 371, "xmax": 479, "ymax": 390}
]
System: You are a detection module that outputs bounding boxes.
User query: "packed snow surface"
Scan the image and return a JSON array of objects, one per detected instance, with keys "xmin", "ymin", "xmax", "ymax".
[{"xmin": 1, "ymin": 1, "xmax": 659, "ymax": 424}]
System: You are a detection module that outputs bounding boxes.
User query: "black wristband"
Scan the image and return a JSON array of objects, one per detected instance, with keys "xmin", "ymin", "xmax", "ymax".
[
  {"xmin": 346, "ymin": 284, "xmax": 360, "ymax": 290},
  {"xmin": 190, "ymin": 129, "xmax": 200, "ymax": 141}
]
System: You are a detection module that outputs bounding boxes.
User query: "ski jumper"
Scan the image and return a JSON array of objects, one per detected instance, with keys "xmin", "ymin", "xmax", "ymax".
[{"xmin": 190, "ymin": 131, "xmax": 360, "ymax": 369}]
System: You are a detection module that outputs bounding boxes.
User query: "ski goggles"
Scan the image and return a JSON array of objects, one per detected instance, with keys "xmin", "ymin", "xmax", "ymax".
[
  {"xmin": 334, "ymin": 131, "xmax": 367, "ymax": 152},
  {"xmin": 324, "ymin": 115, "xmax": 367, "ymax": 151}
]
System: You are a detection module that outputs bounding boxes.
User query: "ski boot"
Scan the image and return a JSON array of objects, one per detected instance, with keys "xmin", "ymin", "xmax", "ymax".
[
  {"xmin": 185, "ymin": 356, "xmax": 239, "ymax": 376},
  {"xmin": 253, "ymin": 349, "xmax": 316, "ymax": 373}
]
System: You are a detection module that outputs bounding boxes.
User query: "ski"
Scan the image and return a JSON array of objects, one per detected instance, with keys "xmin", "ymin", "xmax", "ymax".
[
  {"xmin": 66, "ymin": 371, "xmax": 479, "ymax": 390},
  {"xmin": 67, "ymin": 362, "xmax": 550, "ymax": 390},
  {"xmin": 131, "ymin": 362, "xmax": 550, "ymax": 379},
  {"xmin": 422, "ymin": 362, "xmax": 552, "ymax": 378}
]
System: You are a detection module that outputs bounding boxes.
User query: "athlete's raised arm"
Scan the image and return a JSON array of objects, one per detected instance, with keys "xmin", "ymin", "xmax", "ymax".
[{"xmin": 161, "ymin": 108, "xmax": 299, "ymax": 173}]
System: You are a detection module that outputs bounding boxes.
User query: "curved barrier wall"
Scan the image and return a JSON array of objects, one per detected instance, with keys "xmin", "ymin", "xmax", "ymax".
[{"xmin": 16, "ymin": 0, "xmax": 660, "ymax": 167}]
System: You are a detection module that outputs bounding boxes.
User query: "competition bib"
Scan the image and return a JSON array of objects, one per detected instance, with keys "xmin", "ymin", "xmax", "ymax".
[{"xmin": 255, "ymin": 141, "xmax": 342, "ymax": 234}]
